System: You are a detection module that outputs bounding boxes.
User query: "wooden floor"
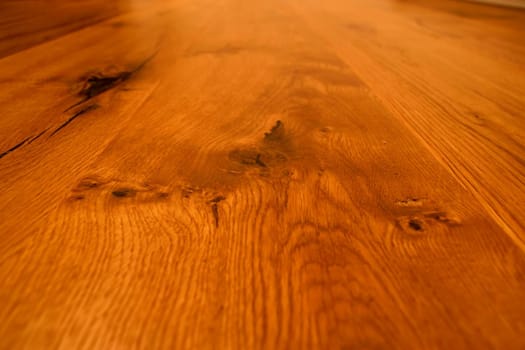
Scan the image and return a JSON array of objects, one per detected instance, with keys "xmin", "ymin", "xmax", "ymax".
[{"xmin": 1, "ymin": 0, "xmax": 525, "ymax": 348}]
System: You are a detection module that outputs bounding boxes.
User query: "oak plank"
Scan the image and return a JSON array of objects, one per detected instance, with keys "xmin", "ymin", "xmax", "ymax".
[{"xmin": 289, "ymin": 0, "xmax": 525, "ymax": 250}]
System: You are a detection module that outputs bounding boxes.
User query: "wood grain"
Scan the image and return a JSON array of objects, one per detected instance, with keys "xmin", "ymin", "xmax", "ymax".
[{"xmin": 0, "ymin": 0, "xmax": 524, "ymax": 348}]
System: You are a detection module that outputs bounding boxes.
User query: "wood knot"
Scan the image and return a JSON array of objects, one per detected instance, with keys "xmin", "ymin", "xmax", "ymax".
[
  {"xmin": 111, "ymin": 188, "xmax": 136, "ymax": 198},
  {"xmin": 74, "ymin": 176, "xmax": 106, "ymax": 192},
  {"xmin": 397, "ymin": 211, "xmax": 461, "ymax": 235},
  {"xmin": 264, "ymin": 120, "xmax": 284, "ymax": 141},
  {"xmin": 395, "ymin": 198, "xmax": 426, "ymax": 207},
  {"xmin": 209, "ymin": 195, "xmax": 226, "ymax": 204},
  {"xmin": 408, "ymin": 219, "xmax": 423, "ymax": 231}
]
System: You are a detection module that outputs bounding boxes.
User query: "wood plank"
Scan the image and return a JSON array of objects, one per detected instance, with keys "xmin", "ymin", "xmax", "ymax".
[
  {"xmin": 0, "ymin": 0, "xmax": 524, "ymax": 348},
  {"xmin": 289, "ymin": 0, "xmax": 525, "ymax": 251},
  {"xmin": 0, "ymin": 0, "xmax": 130, "ymax": 58}
]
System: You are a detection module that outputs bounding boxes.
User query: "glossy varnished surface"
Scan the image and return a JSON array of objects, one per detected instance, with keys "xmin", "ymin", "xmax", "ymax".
[{"xmin": 1, "ymin": 0, "xmax": 525, "ymax": 348}]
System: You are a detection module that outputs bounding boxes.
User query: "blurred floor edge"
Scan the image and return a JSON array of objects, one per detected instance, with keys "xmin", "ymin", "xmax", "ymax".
[{"xmin": 467, "ymin": 0, "xmax": 525, "ymax": 9}]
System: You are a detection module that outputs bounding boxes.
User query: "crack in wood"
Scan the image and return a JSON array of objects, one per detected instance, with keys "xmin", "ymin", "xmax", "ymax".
[
  {"xmin": 27, "ymin": 128, "xmax": 49, "ymax": 144},
  {"xmin": 50, "ymin": 104, "xmax": 98, "ymax": 137},
  {"xmin": 0, "ymin": 127, "xmax": 51, "ymax": 160},
  {"xmin": 209, "ymin": 196, "xmax": 226, "ymax": 228},
  {"xmin": 0, "ymin": 136, "xmax": 32, "ymax": 159}
]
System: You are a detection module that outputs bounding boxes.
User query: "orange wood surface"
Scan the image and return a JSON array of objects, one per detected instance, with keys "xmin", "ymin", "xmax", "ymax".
[{"xmin": 1, "ymin": 0, "xmax": 525, "ymax": 348}]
